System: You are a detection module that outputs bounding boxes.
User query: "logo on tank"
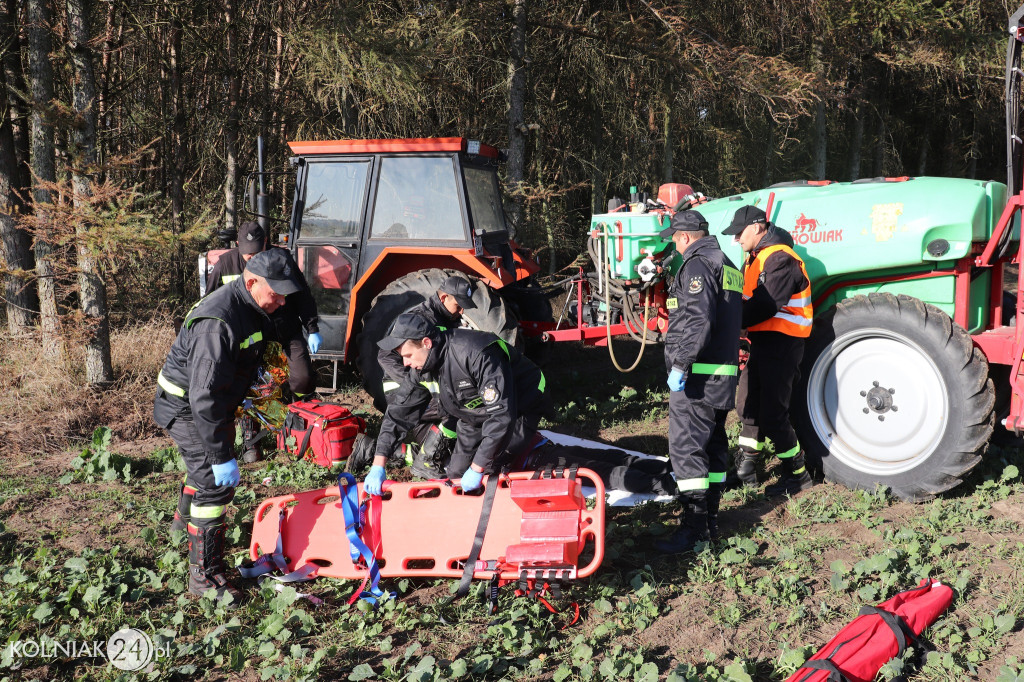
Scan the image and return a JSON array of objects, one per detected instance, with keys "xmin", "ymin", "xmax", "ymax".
[{"xmin": 790, "ymin": 212, "xmax": 844, "ymax": 245}]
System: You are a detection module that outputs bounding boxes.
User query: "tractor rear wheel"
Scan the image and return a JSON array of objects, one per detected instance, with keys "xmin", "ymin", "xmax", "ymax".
[
  {"xmin": 356, "ymin": 268, "xmax": 522, "ymax": 411},
  {"xmin": 793, "ymin": 293, "xmax": 994, "ymax": 502}
]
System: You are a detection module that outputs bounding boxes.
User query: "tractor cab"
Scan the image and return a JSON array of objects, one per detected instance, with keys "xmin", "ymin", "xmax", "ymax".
[{"xmin": 286, "ymin": 138, "xmax": 524, "ymax": 359}]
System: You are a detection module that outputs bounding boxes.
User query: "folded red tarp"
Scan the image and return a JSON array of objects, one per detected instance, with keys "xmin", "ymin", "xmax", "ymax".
[{"xmin": 786, "ymin": 578, "xmax": 953, "ymax": 682}]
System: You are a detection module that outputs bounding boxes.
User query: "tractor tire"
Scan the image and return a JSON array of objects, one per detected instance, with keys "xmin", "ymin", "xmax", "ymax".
[
  {"xmin": 792, "ymin": 293, "xmax": 994, "ymax": 502},
  {"xmin": 356, "ymin": 268, "xmax": 522, "ymax": 412}
]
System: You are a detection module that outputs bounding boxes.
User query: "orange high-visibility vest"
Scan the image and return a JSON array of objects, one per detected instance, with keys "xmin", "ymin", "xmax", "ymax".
[{"xmin": 743, "ymin": 244, "xmax": 813, "ymax": 337}]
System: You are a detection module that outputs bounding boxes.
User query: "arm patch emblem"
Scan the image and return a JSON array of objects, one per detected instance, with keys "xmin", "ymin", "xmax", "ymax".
[
  {"xmin": 482, "ymin": 384, "xmax": 499, "ymax": 404},
  {"xmin": 688, "ymin": 276, "xmax": 704, "ymax": 294}
]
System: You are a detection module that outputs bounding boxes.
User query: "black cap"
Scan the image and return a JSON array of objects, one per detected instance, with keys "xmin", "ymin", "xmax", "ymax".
[
  {"xmin": 377, "ymin": 312, "xmax": 437, "ymax": 351},
  {"xmin": 238, "ymin": 221, "xmax": 267, "ymax": 255},
  {"xmin": 245, "ymin": 248, "xmax": 301, "ymax": 295},
  {"xmin": 723, "ymin": 205, "xmax": 768, "ymax": 235},
  {"xmin": 438, "ymin": 275, "xmax": 476, "ymax": 310},
  {"xmin": 659, "ymin": 210, "xmax": 709, "ymax": 240}
]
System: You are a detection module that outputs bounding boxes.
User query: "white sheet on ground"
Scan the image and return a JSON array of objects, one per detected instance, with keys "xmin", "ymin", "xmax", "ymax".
[{"xmin": 538, "ymin": 430, "xmax": 675, "ymax": 507}]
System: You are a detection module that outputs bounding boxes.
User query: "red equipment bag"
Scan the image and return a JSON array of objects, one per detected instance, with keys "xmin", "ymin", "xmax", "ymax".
[
  {"xmin": 786, "ymin": 578, "xmax": 953, "ymax": 682},
  {"xmin": 276, "ymin": 400, "xmax": 366, "ymax": 467}
]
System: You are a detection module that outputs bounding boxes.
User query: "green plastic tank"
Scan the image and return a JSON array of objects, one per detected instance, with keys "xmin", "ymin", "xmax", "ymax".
[{"xmin": 590, "ymin": 176, "xmax": 1010, "ymax": 330}]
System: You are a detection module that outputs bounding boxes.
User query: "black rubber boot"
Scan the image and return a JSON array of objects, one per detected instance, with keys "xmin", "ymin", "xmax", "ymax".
[
  {"xmin": 765, "ymin": 451, "xmax": 815, "ymax": 497},
  {"xmin": 170, "ymin": 484, "xmax": 194, "ymax": 535},
  {"xmin": 409, "ymin": 425, "xmax": 452, "ymax": 479},
  {"xmin": 655, "ymin": 491, "xmax": 709, "ymax": 554},
  {"xmin": 346, "ymin": 433, "xmax": 376, "ymax": 471},
  {"xmin": 187, "ymin": 523, "xmax": 243, "ymax": 606},
  {"xmin": 706, "ymin": 483, "xmax": 722, "ymax": 542},
  {"xmin": 734, "ymin": 448, "xmax": 760, "ymax": 488},
  {"xmin": 241, "ymin": 415, "xmax": 261, "ymax": 464}
]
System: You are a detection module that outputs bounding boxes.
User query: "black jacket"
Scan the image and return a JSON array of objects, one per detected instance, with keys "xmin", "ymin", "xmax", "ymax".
[
  {"xmin": 207, "ymin": 246, "xmax": 320, "ymax": 337},
  {"xmin": 664, "ymin": 235, "xmax": 743, "ymax": 409},
  {"xmin": 742, "ymin": 228, "xmax": 809, "ymax": 330},
  {"xmin": 375, "ymin": 329, "xmax": 547, "ymax": 471},
  {"xmin": 377, "ymin": 294, "xmax": 462, "ymax": 386},
  {"xmin": 153, "ymin": 277, "xmax": 273, "ymax": 463}
]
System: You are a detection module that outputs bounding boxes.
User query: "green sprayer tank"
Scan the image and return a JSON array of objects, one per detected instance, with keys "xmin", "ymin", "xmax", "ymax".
[{"xmin": 590, "ymin": 177, "xmax": 1008, "ymax": 333}]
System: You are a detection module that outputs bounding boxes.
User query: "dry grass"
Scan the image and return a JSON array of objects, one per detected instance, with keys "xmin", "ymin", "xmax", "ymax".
[{"xmin": 0, "ymin": 317, "xmax": 176, "ymax": 455}]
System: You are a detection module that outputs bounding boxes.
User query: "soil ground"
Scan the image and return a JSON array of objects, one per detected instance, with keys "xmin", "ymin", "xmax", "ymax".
[{"xmin": 2, "ymin": 340, "xmax": 1024, "ymax": 680}]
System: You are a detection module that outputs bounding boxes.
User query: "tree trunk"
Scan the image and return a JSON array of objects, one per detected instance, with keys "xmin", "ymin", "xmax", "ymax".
[
  {"xmin": 67, "ymin": 0, "xmax": 112, "ymax": 384},
  {"xmin": 661, "ymin": 78, "xmax": 674, "ymax": 184},
  {"xmin": 168, "ymin": 2, "xmax": 185, "ymax": 298},
  {"xmin": 26, "ymin": 0, "xmax": 60, "ymax": 357},
  {"xmin": 848, "ymin": 102, "xmax": 864, "ymax": 181},
  {"xmin": 0, "ymin": 0, "xmax": 34, "ymax": 333},
  {"xmin": 4, "ymin": 0, "xmax": 31, "ymax": 195},
  {"xmin": 813, "ymin": 99, "xmax": 827, "ymax": 180},
  {"xmin": 761, "ymin": 116, "xmax": 775, "ymax": 187},
  {"xmin": 222, "ymin": 0, "xmax": 239, "ymax": 234},
  {"xmin": 505, "ymin": 0, "xmax": 527, "ymax": 235},
  {"xmin": 873, "ymin": 114, "xmax": 887, "ymax": 176}
]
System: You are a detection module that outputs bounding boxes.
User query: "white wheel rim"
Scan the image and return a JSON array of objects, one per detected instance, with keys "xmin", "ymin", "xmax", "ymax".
[{"xmin": 806, "ymin": 327, "xmax": 950, "ymax": 476}]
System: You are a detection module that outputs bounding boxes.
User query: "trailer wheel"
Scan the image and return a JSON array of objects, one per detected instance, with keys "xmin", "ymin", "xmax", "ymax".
[
  {"xmin": 356, "ymin": 268, "xmax": 522, "ymax": 411},
  {"xmin": 793, "ymin": 293, "xmax": 994, "ymax": 502}
]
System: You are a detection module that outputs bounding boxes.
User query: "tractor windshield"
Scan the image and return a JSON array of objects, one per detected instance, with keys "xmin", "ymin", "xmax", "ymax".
[
  {"xmin": 464, "ymin": 166, "xmax": 506, "ymax": 234},
  {"xmin": 370, "ymin": 156, "xmax": 465, "ymax": 241}
]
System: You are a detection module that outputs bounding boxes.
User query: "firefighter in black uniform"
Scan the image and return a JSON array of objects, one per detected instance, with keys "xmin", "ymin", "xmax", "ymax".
[
  {"xmin": 155, "ymin": 249, "xmax": 301, "ymax": 603},
  {"xmin": 365, "ymin": 314, "xmax": 678, "ymax": 497},
  {"xmin": 655, "ymin": 210, "xmax": 743, "ymax": 554},
  {"xmin": 207, "ymin": 221, "xmax": 321, "ymax": 462},
  {"xmin": 366, "ymin": 276, "xmax": 474, "ymax": 477},
  {"xmin": 365, "ymin": 313, "xmax": 549, "ymax": 493},
  {"xmin": 723, "ymin": 205, "xmax": 814, "ymax": 496}
]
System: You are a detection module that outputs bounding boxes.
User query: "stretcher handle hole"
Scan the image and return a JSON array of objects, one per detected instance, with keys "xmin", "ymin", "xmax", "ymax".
[
  {"xmin": 285, "ymin": 500, "xmax": 300, "ymax": 509},
  {"xmin": 535, "ymin": 499, "xmax": 553, "ymax": 507},
  {"xmin": 256, "ymin": 505, "xmax": 271, "ymax": 523},
  {"xmin": 315, "ymin": 495, "xmax": 340, "ymax": 505},
  {"xmin": 455, "ymin": 487, "xmax": 485, "ymax": 497},
  {"xmin": 404, "ymin": 558, "xmax": 436, "ymax": 570},
  {"xmin": 448, "ymin": 557, "xmax": 469, "ymax": 571},
  {"xmin": 409, "ymin": 487, "xmax": 441, "ymax": 499},
  {"xmin": 309, "ymin": 558, "xmax": 333, "ymax": 568}
]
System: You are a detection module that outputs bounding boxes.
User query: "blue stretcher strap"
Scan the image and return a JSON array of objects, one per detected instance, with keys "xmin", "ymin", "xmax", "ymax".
[{"xmin": 337, "ymin": 473, "xmax": 393, "ymax": 606}]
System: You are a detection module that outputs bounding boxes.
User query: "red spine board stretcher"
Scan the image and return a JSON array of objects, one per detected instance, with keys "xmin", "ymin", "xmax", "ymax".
[
  {"xmin": 786, "ymin": 578, "xmax": 953, "ymax": 682},
  {"xmin": 249, "ymin": 468, "xmax": 605, "ymax": 582}
]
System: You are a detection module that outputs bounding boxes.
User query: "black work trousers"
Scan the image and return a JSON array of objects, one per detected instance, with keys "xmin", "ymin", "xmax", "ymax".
[
  {"xmin": 166, "ymin": 415, "xmax": 236, "ymax": 528},
  {"xmin": 526, "ymin": 442, "xmax": 676, "ymax": 496},
  {"xmin": 281, "ymin": 332, "xmax": 314, "ymax": 398},
  {"xmin": 668, "ymin": 391, "xmax": 729, "ymax": 492},
  {"xmin": 736, "ymin": 331, "xmax": 804, "ymax": 456},
  {"xmin": 447, "ymin": 412, "xmax": 542, "ymax": 478}
]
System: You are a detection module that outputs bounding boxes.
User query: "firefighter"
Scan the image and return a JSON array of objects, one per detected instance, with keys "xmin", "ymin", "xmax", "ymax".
[
  {"xmin": 364, "ymin": 313, "xmax": 677, "ymax": 496},
  {"xmin": 654, "ymin": 210, "xmax": 743, "ymax": 554},
  {"xmin": 207, "ymin": 221, "xmax": 321, "ymax": 462},
  {"xmin": 723, "ymin": 205, "xmax": 814, "ymax": 496},
  {"xmin": 368, "ymin": 276, "xmax": 475, "ymax": 477},
  {"xmin": 364, "ymin": 313, "xmax": 549, "ymax": 493},
  {"xmin": 154, "ymin": 249, "xmax": 301, "ymax": 604}
]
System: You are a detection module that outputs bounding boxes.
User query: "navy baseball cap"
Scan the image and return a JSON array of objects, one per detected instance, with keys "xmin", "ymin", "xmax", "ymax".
[
  {"xmin": 439, "ymin": 275, "xmax": 476, "ymax": 309},
  {"xmin": 723, "ymin": 205, "xmax": 768, "ymax": 235},
  {"xmin": 659, "ymin": 210, "xmax": 709, "ymax": 240},
  {"xmin": 378, "ymin": 312, "xmax": 437, "ymax": 351},
  {"xmin": 245, "ymin": 248, "xmax": 301, "ymax": 295},
  {"xmin": 238, "ymin": 221, "xmax": 267, "ymax": 255}
]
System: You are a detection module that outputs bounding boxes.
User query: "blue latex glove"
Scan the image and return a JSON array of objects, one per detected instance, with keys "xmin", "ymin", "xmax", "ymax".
[
  {"xmin": 307, "ymin": 332, "xmax": 323, "ymax": 355},
  {"xmin": 460, "ymin": 467, "xmax": 484, "ymax": 492},
  {"xmin": 212, "ymin": 459, "xmax": 240, "ymax": 487},
  {"xmin": 667, "ymin": 369, "xmax": 686, "ymax": 392},
  {"xmin": 365, "ymin": 465, "xmax": 386, "ymax": 496}
]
